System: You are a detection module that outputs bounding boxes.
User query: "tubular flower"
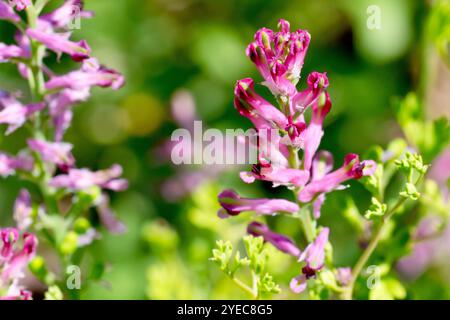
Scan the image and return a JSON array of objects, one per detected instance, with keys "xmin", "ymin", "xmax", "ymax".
[
  {"xmin": 49, "ymin": 164, "xmax": 128, "ymax": 191},
  {"xmin": 234, "ymin": 78, "xmax": 288, "ymax": 129},
  {"xmin": 0, "ymin": 43, "xmax": 27, "ymax": 62},
  {"xmin": 27, "ymin": 139, "xmax": 75, "ymax": 170},
  {"xmin": 0, "ymin": 1, "xmax": 20, "ymax": 22},
  {"xmin": 298, "ymin": 154, "xmax": 377, "ymax": 203},
  {"xmin": 26, "ymin": 28, "xmax": 91, "ymax": 62},
  {"xmin": 218, "ymin": 189, "xmax": 299, "ymax": 219},
  {"xmin": 291, "ymin": 71, "xmax": 329, "ymax": 115},
  {"xmin": 0, "ymin": 152, "xmax": 34, "ymax": 177},
  {"xmin": 247, "ymin": 221, "xmax": 301, "ymax": 257},
  {"xmin": 0, "ymin": 92, "xmax": 45, "ymax": 134},
  {"xmin": 290, "ymin": 228, "xmax": 329, "ymax": 293},
  {"xmin": 46, "ymin": 58, "xmax": 125, "ymax": 91},
  {"xmin": 240, "ymin": 162, "xmax": 310, "ymax": 187}
]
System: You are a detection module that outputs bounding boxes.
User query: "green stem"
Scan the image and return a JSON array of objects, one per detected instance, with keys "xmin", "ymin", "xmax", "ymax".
[
  {"xmin": 342, "ymin": 174, "xmax": 423, "ymax": 300},
  {"xmin": 231, "ymin": 276, "xmax": 258, "ymax": 299}
]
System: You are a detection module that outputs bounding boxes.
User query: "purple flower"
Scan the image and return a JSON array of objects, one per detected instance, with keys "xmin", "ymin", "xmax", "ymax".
[
  {"xmin": 26, "ymin": 28, "xmax": 91, "ymax": 62},
  {"xmin": 40, "ymin": 0, "xmax": 94, "ymax": 29},
  {"xmin": 7, "ymin": 0, "xmax": 30, "ymax": 11},
  {"xmin": 298, "ymin": 154, "xmax": 377, "ymax": 203},
  {"xmin": 240, "ymin": 161, "xmax": 310, "ymax": 187},
  {"xmin": 246, "ymin": 19, "xmax": 311, "ymax": 97},
  {"xmin": 96, "ymin": 194, "xmax": 126, "ymax": 234},
  {"xmin": 303, "ymin": 92, "xmax": 332, "ymax": 171},
  {"xmin": 13, "ymin": 189, "xmax": 33, "ymax": 231},
  {"xmin": 290, "ymin": 228, "xmax": 329, "ymax": 293},
  {"xmin": 247, "ymin": 221, "xmax": 301, "ymax": 257},
  {"xmin": 336, "ymin": 267, "xmax": 352, "ymax": 286},
  {"xmin": 0, "ymin": 91, "xmax": 45, "ymax": 134},
  {"xmin": 0, "ymin": 1, "xmax": 20, "ymax": 23},
  {"xmin": 1, "ymin": 232, "xmax": 37, "ymax": 283},
  {"xmin": 47, "ymin": 87, "xmax": 90, "ymax": 141},
  {"xmin": 291, "ymin": 71, "xmax": 329, "ymax": 115},
  {"xmin": 0, "ymin": 43, "xmax": 26, "ymax": 62},
  {"xmin": 49, "ymin": 164, "xmax": 128, "ymax": 191},
  {"xmin": 28, "ymin": 139, "xmax": 75, "ymax": 170},
  {"xmin": 1, "ymin": 228, "xmax": 19, "ymax": 260},
  {"xmin": 0, "ymin": 152, "xmax": 34, "ymax": 177},
  {"xmin": 234, "ymin": 78, "xmax": 288, "ymax": 129},
  {"xmin": 217, "ymin": 189, "xmax": 299, "ymax": 219},
  {"xmin": 46, "ymin": 58, "xmax": 125, "ymax": 91}
]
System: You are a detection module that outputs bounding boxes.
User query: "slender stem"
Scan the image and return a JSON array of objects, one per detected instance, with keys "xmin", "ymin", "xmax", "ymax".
[
  {"xmin": 231, "ymin": 276, "xmax": 258, "ymax": 299},
  {"xmin": 342, "ymin": 177, "xmax": 422, "ymax": 300}
]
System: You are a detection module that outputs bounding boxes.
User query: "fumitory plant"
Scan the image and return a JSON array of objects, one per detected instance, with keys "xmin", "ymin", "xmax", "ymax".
[
  {"xmin": 0, "ymin": 0, "xmax": 126, "ymax": 299},
  {"xmin": 212, "ymin": 19, "xmax": 439, "ymax": 300}
]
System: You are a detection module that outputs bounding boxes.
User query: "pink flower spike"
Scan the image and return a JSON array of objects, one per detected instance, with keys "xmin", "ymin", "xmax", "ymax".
[
  {"xmin": 247, "ymin": 221, "xmax": 301, "ymax": 257},
  {"xmin": 26, "ymin": 28, "xmax": 91, "ymax": 61},
  {"xmin": 246, "ymin": 19, "xmax": 311, "ymax": 97},
  {"xmin": 218, "ymin": 189, "xmax": 299, "ymax": 218}
]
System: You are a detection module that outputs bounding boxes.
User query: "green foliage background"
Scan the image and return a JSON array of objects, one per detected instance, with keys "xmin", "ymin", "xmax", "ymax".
[{"xmin": 1, "ymin": 0, "xmax": 449, "ymax": 299}]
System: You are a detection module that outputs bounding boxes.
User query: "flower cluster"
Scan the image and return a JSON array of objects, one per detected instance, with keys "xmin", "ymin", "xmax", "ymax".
[
  {"xmin": 0, "ymin": 227, "xmax": 37, "ymax": 300},
  {"xmin": 218, "ymin": 19, "xmax": 376, "ymax": 294},
  {"xmin": 0, "ymin": 0, "xmax": 126, "ymax": 299}
]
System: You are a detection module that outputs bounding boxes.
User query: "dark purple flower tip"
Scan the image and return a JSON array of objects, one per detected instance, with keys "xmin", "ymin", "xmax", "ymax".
[
  {"xmin": 247, "ymin": 221, "xmax": 301, "ymax": 257},
  {"xmin": 235, "ymin": 78, "xmax": 254, "ymax": 97},
  {"xmin": 218, "ymin": 189, "xmax": 241, "ymax": 216},
  {"xmin": 307, "ymin": 72, "xmax": 329, "ymax": 90},
  {"xmin": 285, "ymin": 118, "xmax": 306, "ymax": 140},
  {"xmin": 22, "ymin": 232, "xmax": 37, "ymax": 255},
  {"xmin": 71, "ymin": 40, "xmax": 91, "ymax": 62}
]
